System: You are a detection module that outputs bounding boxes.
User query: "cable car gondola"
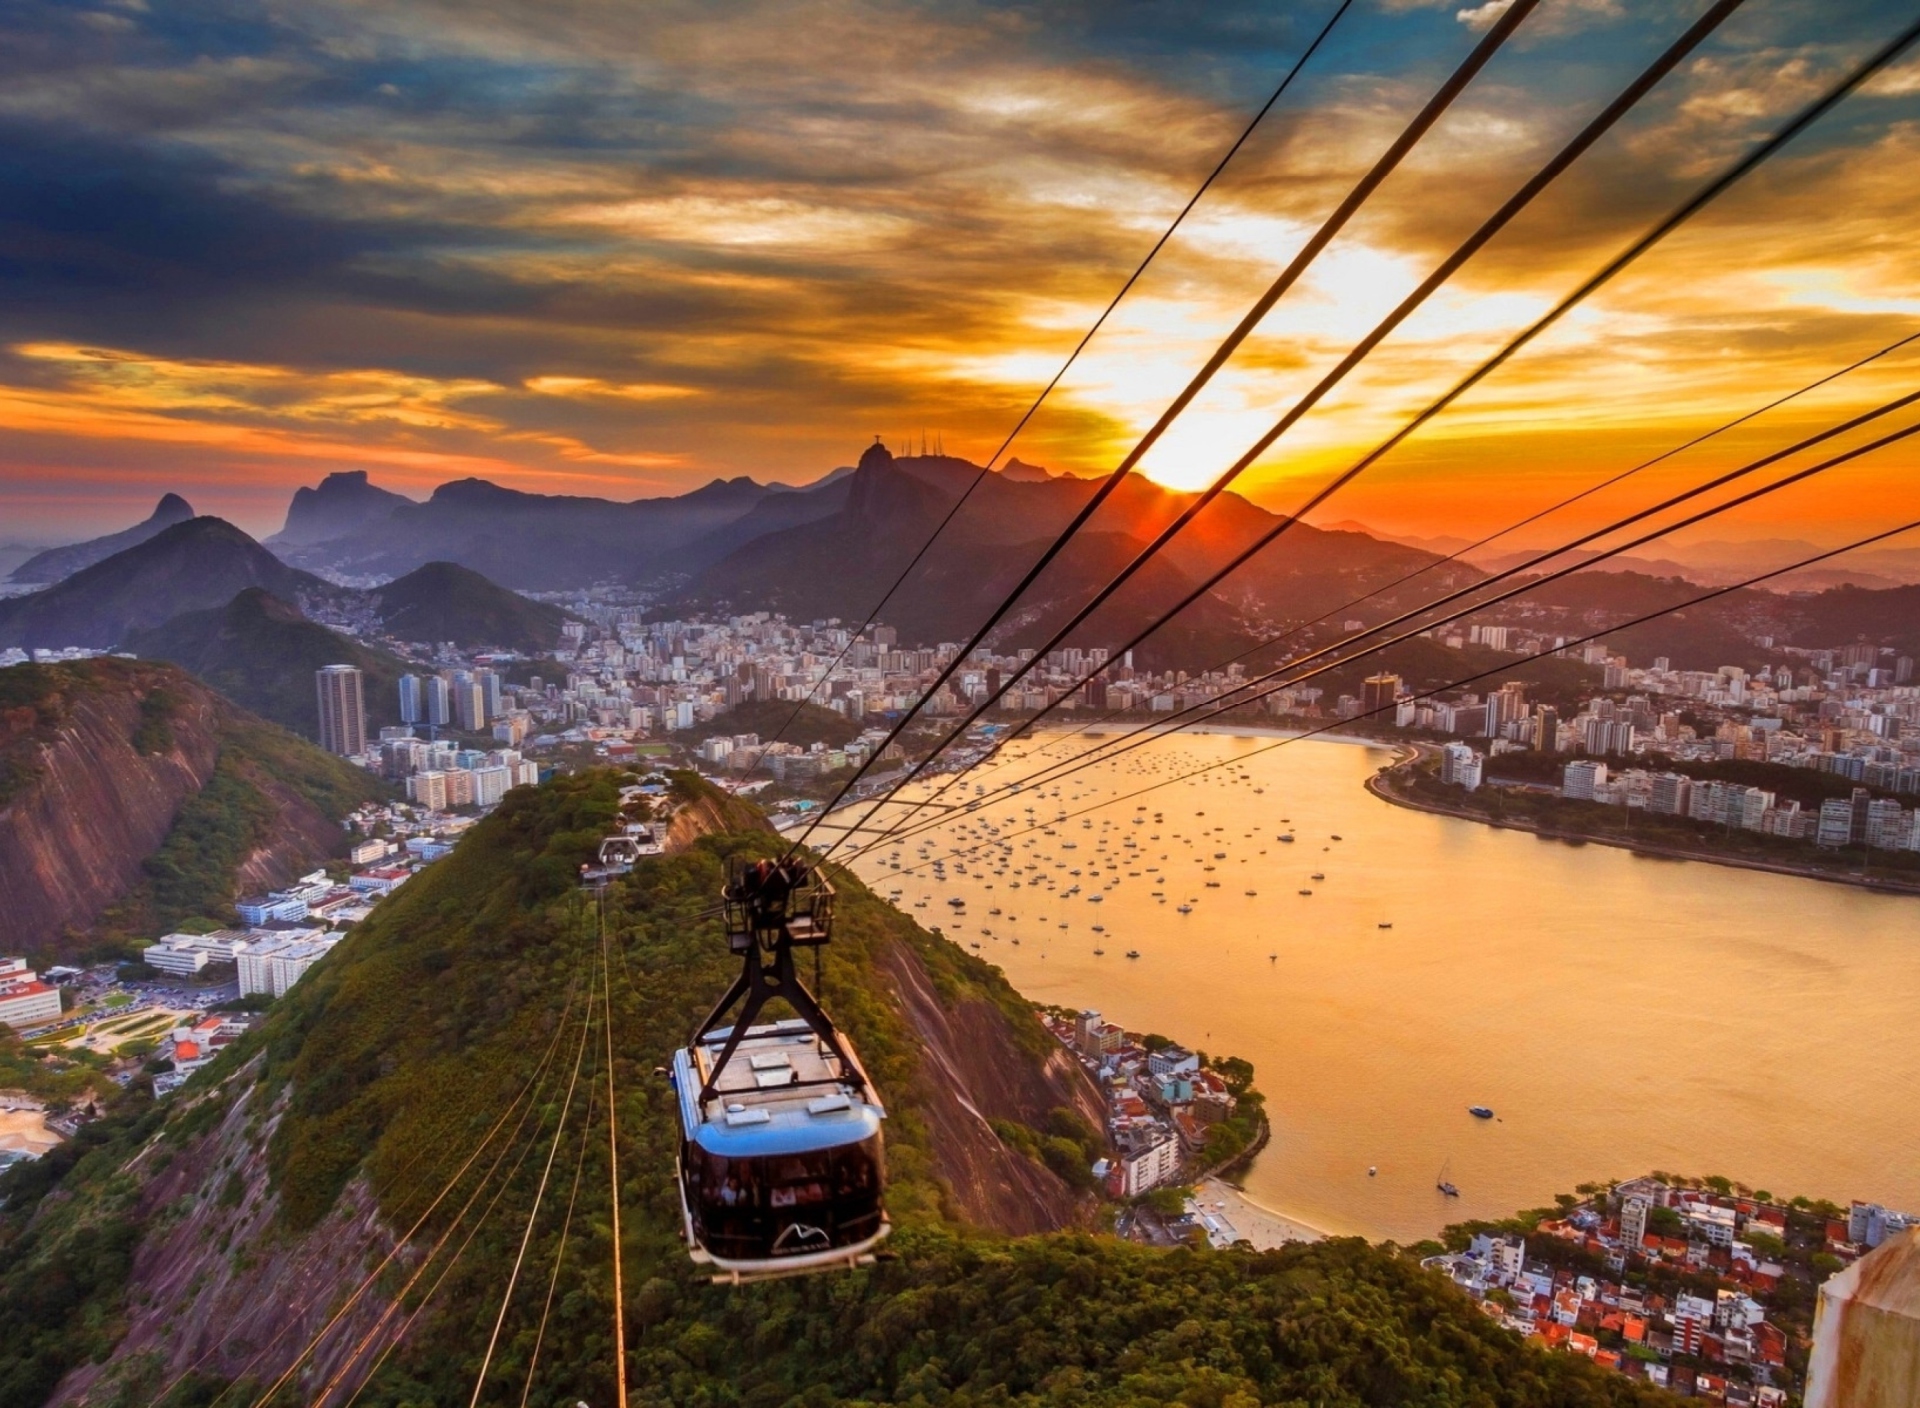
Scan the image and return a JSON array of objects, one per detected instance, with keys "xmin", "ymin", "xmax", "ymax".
[{"xmin": 672, "ymin": 856, "xmax": 888, "ymax": 1283}]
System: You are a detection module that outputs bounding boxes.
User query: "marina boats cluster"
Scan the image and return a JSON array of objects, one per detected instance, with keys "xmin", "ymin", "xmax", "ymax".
[{"xmin": 863, "ymin": 748, "xmax": 1392, "ymax": 964}]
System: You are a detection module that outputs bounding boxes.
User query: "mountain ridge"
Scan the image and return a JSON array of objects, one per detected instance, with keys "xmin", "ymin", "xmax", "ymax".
[
  {"xmin": 0, "ymin": 517, "xmax": 325, "ymax": 651},
  {"xmin": 7, "ymin": 494, "xmax": 196, "ymax": 585},
  {"xmin": 1, "ymin": 772, "xmax": 1664, "ymax": 1408}
]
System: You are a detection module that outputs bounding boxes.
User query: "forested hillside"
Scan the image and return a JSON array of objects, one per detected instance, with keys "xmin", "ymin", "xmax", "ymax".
[
  {"xmin": 0, "ymin": 658, "xmax": 387, "ymax": 957},
  {"xmin": 2, "ymin": 772, "xmax": 1670, "ymax": 1408},
  {"xmin": 126, "ymin": 588, "xmax": 409, "ymax": 738}
]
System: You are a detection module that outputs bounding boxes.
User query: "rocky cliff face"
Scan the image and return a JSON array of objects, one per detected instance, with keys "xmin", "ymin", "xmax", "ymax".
[
  {"xmin": 878, "ymin": 937, "xmax": 1103, "ymax": 1233},
  {"xmin": 49, "ymin": 1066, "xmax": 400, "ymax": 1407},
  {"xmin": 0, "ymin": 660, "xmax": 375, "ymax": 956},
  {"xmin": 0, "ymin": 663, "xmax": 222, "ymax": 952}
]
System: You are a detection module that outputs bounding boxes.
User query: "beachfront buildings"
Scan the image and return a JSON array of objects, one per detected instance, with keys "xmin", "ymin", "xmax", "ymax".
[
  {"xmin": 0, "ymin": 959, "xmax": 63, "ymax": 1029},
  {"xmin": 1048, "ymin": 1008, "xmax": 1241, "ymax": 1199},
  {"xmin": 1426, "ymin": 1177, "xmax": 1920, "ymax": 1402}
]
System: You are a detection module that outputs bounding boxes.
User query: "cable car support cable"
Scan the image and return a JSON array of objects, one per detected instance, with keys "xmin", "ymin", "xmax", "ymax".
[
  {"xmin": 871, "ymin": 519, "xmax": 1920, "ymax": 882},
  {"xmin": 842, "ymin": 393, "xmax": 1920, "ymax": 852},
  {"xmin": 787, "ymin": 0, "xmax": 1543, "ymax": 859},
  {"xmin": 746, "ymin": 0, "xmax": 1354, "ymax": 765},
  {"xmin": 834, "ymin": 11, "xmax": 1920, "ymax": 855}
]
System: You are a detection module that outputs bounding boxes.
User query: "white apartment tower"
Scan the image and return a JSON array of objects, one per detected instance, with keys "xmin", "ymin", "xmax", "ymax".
[{"xmin": 316, "ymin": 664, "xmax": 367, "ymax": 756}]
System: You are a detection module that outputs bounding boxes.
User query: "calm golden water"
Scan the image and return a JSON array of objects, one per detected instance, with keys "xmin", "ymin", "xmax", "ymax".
[{"xmin": 827, "ymin": 730, "xmax": 1920, "ymax": 1243}]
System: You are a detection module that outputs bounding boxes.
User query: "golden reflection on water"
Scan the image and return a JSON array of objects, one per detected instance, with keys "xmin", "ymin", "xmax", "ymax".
[{"xmin": 834, "ymin": 730, "xmax": 1920, "ymax": 1242}]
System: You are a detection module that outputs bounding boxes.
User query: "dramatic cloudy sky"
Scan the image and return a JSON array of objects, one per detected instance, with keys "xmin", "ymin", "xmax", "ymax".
[{"xmin": 3, "ymin": 0, "xmax": 1917, "ymax": 550}]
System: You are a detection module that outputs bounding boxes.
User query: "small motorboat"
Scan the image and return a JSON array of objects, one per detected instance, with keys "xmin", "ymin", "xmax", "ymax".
[
  {"xmin": 1093, "ymin": 946, "xmax": 1105, "ymax": 956},
  {"xmin": 1176, "ymin": 904, "xmax": 1193, "ymax": 914},
  {"xmin": 1468, "ymin": 1106, "xmax": 1495, "ymax": 1120},
  {"xmin": 1378, "ymin": 922, "xmax": 1393, "ymax": 930},
  {"xmin": 1298, "ymin": 888, "xmax": 1313, "ymax": 896},
  {"xmin": 1125, "ymin": 950, "xmax": 1140, "ymax": 959},
  {"xmin": 1310, "ymin": 872, "xmax": 1325, "ymax": 881}
]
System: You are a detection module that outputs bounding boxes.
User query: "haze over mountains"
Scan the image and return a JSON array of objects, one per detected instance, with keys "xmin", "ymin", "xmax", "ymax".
[
  {"xmin": 267, "ymin": 467, "xmax": 853, "ymax": 588},
  {"xmin": 6, "ymin": 493, "xmax": 196, "ymax": 584},
  {"xmin": 1322, "ymin": 519, "xmax": 1920, "ymax": 592},
  {"xmin": 9, "ymin": 441, "xmax": 1920, "ymax": 707}
]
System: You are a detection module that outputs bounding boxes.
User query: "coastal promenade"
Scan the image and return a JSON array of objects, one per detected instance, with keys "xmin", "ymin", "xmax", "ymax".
[{"xmin": 1368, "ymin": 748, "xmax": 1920, "ymax": 899}]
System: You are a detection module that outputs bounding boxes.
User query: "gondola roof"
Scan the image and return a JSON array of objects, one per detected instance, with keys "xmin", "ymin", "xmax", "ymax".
[{"xmin": 675, "ymin": 1020, "xmax": 884, "ymax": 1158}]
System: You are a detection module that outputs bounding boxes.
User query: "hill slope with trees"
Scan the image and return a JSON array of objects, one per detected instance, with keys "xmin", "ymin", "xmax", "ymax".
[
  {"xmin": 0, "ymin": 658, "xmax": 386, "ymax": 958},
  {"xmin": 1, "ymin": 772, "xmax": 1667, "ymax": 1408},
  {"xmin": 370, "ymin": 560, "xmax": 573, "ymax": 651},
  {"xmin": 126, "ymin": 588, "xmax": 410, "ymax": 738}
]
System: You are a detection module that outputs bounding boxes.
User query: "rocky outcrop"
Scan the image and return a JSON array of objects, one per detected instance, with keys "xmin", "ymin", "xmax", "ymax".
[
  {"xmin": 0, "ymin": 660, "xmax": 376, "ymax": 955},
  {"xmin": 232, "ymin": 762, "xmax": 357, "ymax": 898},
  {"xmin": 48, "ymin": 1068, "xmax": 399, "ymax": 1408},
  {"xmin": 0, "ymin": 664, "xmax": 222, "ymax": 951},
  {"xmin": 663, "ymin": 781, "xmax": 775, "ymax": 852},
  {"xmin": 877, "ymin": 937, "xmax": 1105, "ymax": 1234}
]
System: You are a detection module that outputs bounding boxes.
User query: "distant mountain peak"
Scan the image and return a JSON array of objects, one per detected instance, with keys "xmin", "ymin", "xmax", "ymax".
[
  {"xmin": 999, "ymin": 457, "xmax": 1052, "ymax": 482},
  {"xmin": 271, "ymin": 469, "xmax": 411, "ymax": 547},
  {"xmin": 858, "ymin": 438, "xmax": 897, "ymax": 474},
  {"xmin": 7, "ymin": 492, "xmax": 201, "ymax": 584},
  {"xmin": 429, "ymin": 476, "xmax": 513, "ymax": 503},
  {"xmin": 0, "ymin": 515, "xmax": 317, "ymax": 651}
]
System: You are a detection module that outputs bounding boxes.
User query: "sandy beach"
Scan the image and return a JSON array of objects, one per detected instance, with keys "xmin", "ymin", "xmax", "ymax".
[
  {"xmin": 0, "ymin": 1107, "xmax": 60, "ymax": 1158},
  {"xmin": 1189, "ymin": 1177, "xmax": 1326, "ymax": 1249}
]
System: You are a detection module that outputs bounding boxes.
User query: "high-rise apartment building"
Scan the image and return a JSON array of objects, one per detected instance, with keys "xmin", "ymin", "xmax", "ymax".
[
  {"xmin": 454, "ymin": 678, "xmax": 486, "ymax": 731},
  {"xmin": 1534, "ymin": 705, "xmax": 1560, "ymax": 752},
  {"xmin": 1620, "ymin": 1195, "xmax": 1651, "ymax": 1252},
  {"xmin": 1361, "ymin": 674, "xmax": 1401, "ymax": 717},
  {"xmin": 1648, "ymin": 772, "xmax": 1692, "ymax": 817},
  {"xmin": 399, "ymin": 673, "xmax": 422, "ymax": 726},
  {"xmin": 426, "ymin": 675, "xmax": 451, "ymax": 729},
  {"xmin": 1561, "ymin": 759, "xmax": 1608, "ymax": 802},
  {"xmin": 316, "ymin": 665, "xmax": 366, "ymax": 757}
]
